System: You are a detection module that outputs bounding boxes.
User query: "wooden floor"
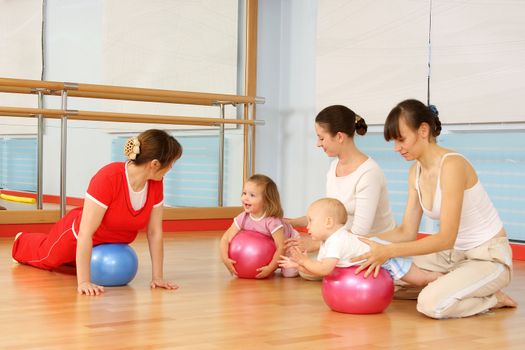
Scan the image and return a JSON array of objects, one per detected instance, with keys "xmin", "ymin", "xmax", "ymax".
[{"xmin": 1, "ymin": 232, "xmax": 523, "ymax": 349}]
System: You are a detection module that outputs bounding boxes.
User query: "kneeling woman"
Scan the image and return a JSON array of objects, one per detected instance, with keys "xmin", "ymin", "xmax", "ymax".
[
  {"xmin": 354, "ymin": 100, "xmax": 516, "ymax": 319},
  {"xmin": 12, "ymin": 129, "xmax": 182, "ymax": 296}
]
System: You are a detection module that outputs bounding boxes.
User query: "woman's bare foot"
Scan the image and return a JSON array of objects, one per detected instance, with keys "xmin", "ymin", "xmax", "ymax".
[{"xmin": 492, "ymin": 290, "xmax": 518, "ymax": 309}]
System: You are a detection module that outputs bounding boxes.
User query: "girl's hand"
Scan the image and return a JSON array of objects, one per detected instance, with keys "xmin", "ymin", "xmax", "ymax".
[
  {"xmin": 255, "ymin": 265, "xmax": 274, "ymax": 279},
  {"xmin": 77, "ymin": 281, "xmax": 105, "ymax": 296},
  {"xmin": 150, "ymin": 278, "xmax": 179, "ymax": 290},
  {"xmin": 278, "ymin": 255, "xmax": 299, "ymax": 269},
  {"xmin": 351, "ymin": 237, "xmax": 390, "ymax": 277},
  {"xmin": 223, "ymin": 257, "xmax": 238, "ymax": 276}
]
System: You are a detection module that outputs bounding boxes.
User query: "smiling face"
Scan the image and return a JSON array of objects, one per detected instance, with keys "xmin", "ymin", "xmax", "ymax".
[
  {"xmin": 315, "ymin": 123, "xmax": 341, "ymax": 158},
  {"xmin": 241, "ymin": 181, "xmax": 265, "ymax": 217}
]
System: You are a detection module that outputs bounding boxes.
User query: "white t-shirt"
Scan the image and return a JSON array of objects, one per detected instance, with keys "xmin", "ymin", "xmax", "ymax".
[
  {"xmin": 317, "ymin": 227, "xmax": 370, "ymax": 267},
  {"xmin": 317, "ymin": 227, "xmax": 414, "ymax": 279},
  {"xmin": 125, "ymin": 162, "xmax": 148, "ymax": 211},
  {"xmin": 326, "ymin": 157, "xmax": 395, "ymax": 236}
]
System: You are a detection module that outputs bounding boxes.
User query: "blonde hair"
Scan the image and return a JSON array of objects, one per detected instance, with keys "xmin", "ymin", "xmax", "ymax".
[
  {"xmin": 246, "ymin": 174, "xmax": 284, "ymax": 218},
  {"xmin": 310, "ymin": 198, "xmax": 347, "ymax": 225}
]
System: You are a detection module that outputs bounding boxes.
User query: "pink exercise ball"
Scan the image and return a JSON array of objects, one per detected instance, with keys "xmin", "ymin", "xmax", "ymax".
[
  {"xmin": 322, "ymin": 266, "xmax": 394, "ymax": 314},
  {"xmin": 228, "ymin": 230, "xmax": 276, "ymax": 279}
]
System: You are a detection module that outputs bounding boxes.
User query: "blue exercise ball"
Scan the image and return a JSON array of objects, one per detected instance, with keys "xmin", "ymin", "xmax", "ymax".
[{"xmin": 90, "ymin": 243, "xmax": 138, "ymax": 286}]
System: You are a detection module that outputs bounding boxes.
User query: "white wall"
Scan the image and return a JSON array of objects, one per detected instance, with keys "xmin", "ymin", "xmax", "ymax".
[{"xmin": 256, "ymin": 0, "xmax": 328, "ymax": 217}]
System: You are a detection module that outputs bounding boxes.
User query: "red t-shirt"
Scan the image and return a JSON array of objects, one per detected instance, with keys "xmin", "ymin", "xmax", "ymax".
[{"xmin": 76, "ymin": 162, "xmax": 164, "ymax": 245}]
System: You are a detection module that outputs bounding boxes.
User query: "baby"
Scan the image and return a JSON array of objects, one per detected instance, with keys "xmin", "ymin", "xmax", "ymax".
[{"xmin": 279, "ymin": 198, "xmax": 442, "ymax": 285}]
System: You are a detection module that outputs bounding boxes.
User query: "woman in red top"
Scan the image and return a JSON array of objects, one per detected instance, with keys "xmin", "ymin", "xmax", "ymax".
[{"xmin": 12, "ymin": 129, "xmax": 182, "ymax": 296}]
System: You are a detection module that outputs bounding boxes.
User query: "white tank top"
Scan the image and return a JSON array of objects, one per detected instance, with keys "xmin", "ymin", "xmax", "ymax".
[
  {"xmin": 416, "ymin": 153, "xmax": 503, "ymax": 250},
  {"xmin": 125, "ymin": 162, "xmax": 148, "ymax": 210}
]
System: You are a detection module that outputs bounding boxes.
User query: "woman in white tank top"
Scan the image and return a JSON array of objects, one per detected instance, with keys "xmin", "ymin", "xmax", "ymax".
[{"xmin": 353, "ymin": 99, "xmax": 516, "ymax": 319}]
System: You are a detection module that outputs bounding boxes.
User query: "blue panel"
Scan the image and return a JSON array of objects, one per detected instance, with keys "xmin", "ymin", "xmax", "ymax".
[
  {"xmin": 112, "ymin": 134, "xmax": 226, "ymax": 208},
  {"xmin": 356, "ymin": 131, "xmax": 525, "ymax": 242},
  {"xmin": 356, "ymin": 136, "xmax": 412, "ymax": 225},
  {"xmin": 0, "ymin": 137, "xmax": 37, "ymax": 192},
  {"xmin": 167, "ymin": 136, "xmax": 220, "ymax": 207}
]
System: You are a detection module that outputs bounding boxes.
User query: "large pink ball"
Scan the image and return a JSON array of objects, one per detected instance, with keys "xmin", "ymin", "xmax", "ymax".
[
  {"xmin": 228, "ymin": 230, "xmax": 276, "ymax": 279},
  {"xmin": 322, "ymin": 266, "xmax": 394, "ymax": 314}
]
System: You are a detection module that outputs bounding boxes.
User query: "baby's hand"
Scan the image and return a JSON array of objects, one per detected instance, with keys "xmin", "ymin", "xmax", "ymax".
[
  {"xmin": 255, "ymin": 265, "xmax": 274, "ymax": 279},
  {"xmin": 278, "ymin": 255, "xmax": 299, "ymax": 269},
  {"xmin": 289, "ymin": 246, "xmax": 307, "ymax": 262}
]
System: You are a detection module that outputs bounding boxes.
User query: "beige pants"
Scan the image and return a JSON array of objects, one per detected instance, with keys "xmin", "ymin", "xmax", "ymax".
[{"xmin": 397, "ymin": 236, "xmax": 513, "ymax": 319}]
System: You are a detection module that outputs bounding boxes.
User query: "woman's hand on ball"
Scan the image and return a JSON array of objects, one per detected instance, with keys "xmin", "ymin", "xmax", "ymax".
[
  {"xmin": 150, "ymin": 278, "xmax": 179, "ymax": 290},
  {"xmin": 352, "ymin": 237, "xmax": 390, "ymax": 277},
  {"xmin": 77, "ymin": 281, "xmax": 104, "ymax": 296}
]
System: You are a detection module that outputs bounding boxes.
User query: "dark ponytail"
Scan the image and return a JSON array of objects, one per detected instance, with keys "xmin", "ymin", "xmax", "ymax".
[{"xmin": 315, "ymin": 105, "xmax": 368, "ymax": 137}]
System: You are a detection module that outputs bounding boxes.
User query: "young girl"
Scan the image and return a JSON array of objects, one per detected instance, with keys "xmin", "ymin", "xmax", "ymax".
[
  {"xmin": 220, "ymin": 174, "xmax": 299, "ymax": 278},
  {"xmin": 12, "ymin": 129, "xmax": 182, "ymax": 296}
]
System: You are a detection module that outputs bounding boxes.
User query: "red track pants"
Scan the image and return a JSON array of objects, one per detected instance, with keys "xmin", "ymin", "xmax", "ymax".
[{"xmin": 12, "ymin": 208, "xmax": 82, "ymax": 270}]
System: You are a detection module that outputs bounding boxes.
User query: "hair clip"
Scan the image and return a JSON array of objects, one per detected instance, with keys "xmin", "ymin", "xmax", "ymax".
[
  {"xmin": 124, "ymin": 136, "xmax": 141, "ymax": 160},
  {"xmin": 428, "ymin": 104, "xmax": 439, "ymax": 116}
]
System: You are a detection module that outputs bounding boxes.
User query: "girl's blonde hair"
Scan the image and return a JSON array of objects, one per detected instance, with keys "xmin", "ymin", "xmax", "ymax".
[{"xmin": 246, "ymin": 174, "xmax": 284, "ymax": 218}]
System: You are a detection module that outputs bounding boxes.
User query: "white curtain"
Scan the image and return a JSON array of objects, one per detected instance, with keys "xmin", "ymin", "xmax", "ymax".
[
  {"xmin": 432, "ymin": 0, "xmax": 525, "ymax": 123},
  {"xmin": 316, "ymin": 0, "xmax": 525, "ymax": 124},
  {"xmin": 316, "ymin": 0, "xmax": 429, "ymax": 124}
]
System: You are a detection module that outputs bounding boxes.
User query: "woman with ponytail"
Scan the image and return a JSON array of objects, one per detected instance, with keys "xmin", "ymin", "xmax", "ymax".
[
  {"xmin": 353, "ymin": 99, "xmax": 516, "ymax": 318},
  {"xmin": 12, "ymin": 129, "xmax": 182, "ymax": 296},
  {"xmin": 286, "ymin": 105, "xmax": 396, "ymax": 280}
]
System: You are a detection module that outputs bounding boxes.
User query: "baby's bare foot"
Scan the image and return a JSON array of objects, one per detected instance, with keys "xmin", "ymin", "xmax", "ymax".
[
  {"xmin": 492, "ymin": 290, "xmax": 518, "ymax": 309},
  {"xmin": 428, "ymin": 271, "xmax": 443, "ymax": 282}
]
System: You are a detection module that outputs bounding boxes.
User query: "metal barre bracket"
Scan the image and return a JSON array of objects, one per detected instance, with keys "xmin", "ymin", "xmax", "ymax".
[
  {"xmin": 31, "ymin": 88, "xmax": 52, "ymax": 94},
  {"xmin": 63, "ymin": 109, "xmax": 79, "ymax": 116},
  {"xmin": 212, "ymin": 100, "xmax": 237, "ymax": 107},
  {"xmin": 63, "ymin": 82, "xmax": 79, "ymax": 90}
]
